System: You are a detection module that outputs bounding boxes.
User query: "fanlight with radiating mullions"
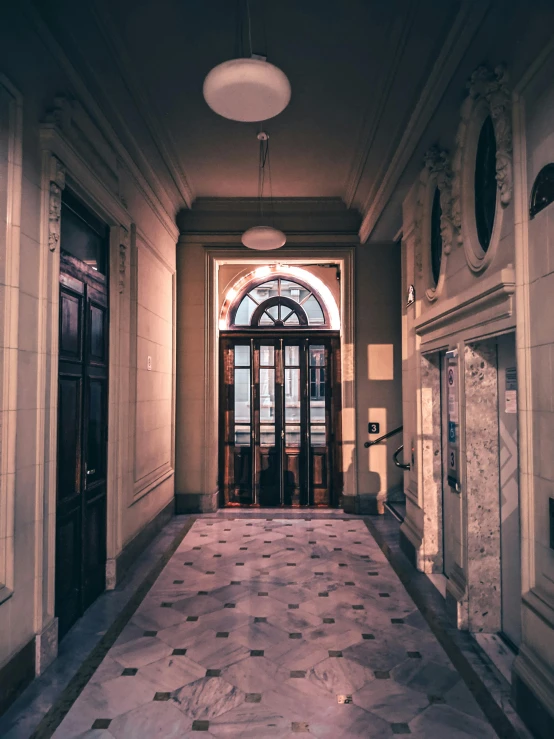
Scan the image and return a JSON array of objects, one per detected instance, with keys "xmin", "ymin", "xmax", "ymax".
[{"xmin": 230, "ymin": 277, "xmax": 328, "ymax": 328}]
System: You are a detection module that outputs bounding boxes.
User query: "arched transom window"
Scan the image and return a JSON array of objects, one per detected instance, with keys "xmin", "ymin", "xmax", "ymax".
[{"xmin": 230, "ymin": 277, "xmax": 329, "ymax": 329}]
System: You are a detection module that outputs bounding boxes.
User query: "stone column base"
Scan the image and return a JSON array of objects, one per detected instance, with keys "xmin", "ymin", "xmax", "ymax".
[{"xmin": 175, "ymin": 491, "xmax": 219, "ymax": 514}]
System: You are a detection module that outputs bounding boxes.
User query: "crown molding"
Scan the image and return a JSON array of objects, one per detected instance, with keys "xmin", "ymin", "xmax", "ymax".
[
  {"xmin": 23, "ymin": 0, "xmax": 180, "ymax": 240},
  {"xmin": 178, "ymin": 197, "xmax": 362, "ymax": 236},
  {"xmin": 90, "ymin": 0, "xmax": 195, "ymax": 208},
  {"xmin": 343, "ymin": 2, "xmax": 417, "ymax": 208},
  {"xmin": 358, "ymin": 0, "xmax": 491, "ymax": 244}
]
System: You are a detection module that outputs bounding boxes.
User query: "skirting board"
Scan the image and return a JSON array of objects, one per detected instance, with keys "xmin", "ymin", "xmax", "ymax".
[
  {"xmin": 107, "ymin": 500, "xmax": 174, "ymax": 588},
  {"xmin": 175, "ymin": 491, "xmax": 218, "ymax": 514},
  {"xmin": 0, "ymin": 638, "xmax": 35, "ymax": 717}
]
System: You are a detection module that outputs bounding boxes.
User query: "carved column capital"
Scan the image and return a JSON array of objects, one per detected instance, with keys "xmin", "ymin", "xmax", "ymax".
[
  {"xmin": 48, "ymin": 156, "xmax": 66, "ymax": 253},
  {"xmin": 119, "ymin": 226, "xmax": 129, "ymax": 294}
]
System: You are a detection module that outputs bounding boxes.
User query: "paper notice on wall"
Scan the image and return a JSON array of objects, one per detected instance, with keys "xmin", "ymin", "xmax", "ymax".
[
  {"xmin": 505, "ymin": 389, "xmax": 517, "ymax": 414},
  {"xmin": 447, "ymin": 365, "xmax": 459, "ymax": 422}
]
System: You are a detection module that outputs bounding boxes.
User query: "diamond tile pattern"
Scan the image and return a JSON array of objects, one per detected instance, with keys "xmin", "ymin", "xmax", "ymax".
[{"xmin": 51, "ymin": 518, "xmax": 498, "ymax": 738}]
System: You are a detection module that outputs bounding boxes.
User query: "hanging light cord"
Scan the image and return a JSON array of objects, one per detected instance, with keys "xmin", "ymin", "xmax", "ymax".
[
  {"xmin": 246, "ymin": 0, "xmax": 253, "ymax": 57},
  {"xmin": 257, "ymin": 134, "xmax": 276, "ymax": 227},
  {"xmin": 258, "ymin": 136, "xmax": 268, "ymax": 219}
]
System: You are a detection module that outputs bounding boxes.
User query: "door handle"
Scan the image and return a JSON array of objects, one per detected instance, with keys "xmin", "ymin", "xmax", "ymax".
[{"xmin": 86, "ymin": 468, "xmax": 96, "ymax": 475}]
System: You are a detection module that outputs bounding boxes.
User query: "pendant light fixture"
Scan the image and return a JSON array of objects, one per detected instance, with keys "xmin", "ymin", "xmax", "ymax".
[
  {"xmin": 203, "ymin": 0, "xmax": 291, "ymax": 123},
  {"xmin": 242, "ymin": 131, "xmax": 286, "ymax": 251}
]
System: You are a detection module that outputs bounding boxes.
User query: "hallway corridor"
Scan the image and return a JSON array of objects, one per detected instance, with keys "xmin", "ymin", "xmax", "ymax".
[{"xmin": 47, "ymin": 517, "xmax": 499, "ymax": 738}]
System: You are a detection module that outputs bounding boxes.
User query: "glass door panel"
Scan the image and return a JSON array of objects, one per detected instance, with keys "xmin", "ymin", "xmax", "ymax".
[
  {"xmin": 256, "ymin": 343, "xmax": 280, "ymax": 506},
  {"xmin": 283, "ymin": 343, "xmax": 303, "ymax": 505},
  {"xmin": 220, "ymin": 335, "xmax": 339, "ymax": 508}
]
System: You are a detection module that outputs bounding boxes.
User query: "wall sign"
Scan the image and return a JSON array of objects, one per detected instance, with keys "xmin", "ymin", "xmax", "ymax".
[
  {"xmin": 368, "ymin": 422, "xmax": 380, "ymax": 434},
  {"xmin": 446, "ymin": 352, "xmax": 461, "ymax": 492},
  {"xmin": 406, "ymin": 284, "xmax": 415, "ymax": 307},
  {"xmin": 505, "ymin": 366, "xmax": 517, "ymax": 414}
]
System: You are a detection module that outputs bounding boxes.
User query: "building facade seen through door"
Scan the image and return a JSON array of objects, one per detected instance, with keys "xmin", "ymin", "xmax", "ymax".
[
  {"xmin": 219, "ymin": 275, "xmax": 342, "ymax": 507},
  {"xmin": 55, "ymin": 190, "xmax": 109, "ymax": 640}
]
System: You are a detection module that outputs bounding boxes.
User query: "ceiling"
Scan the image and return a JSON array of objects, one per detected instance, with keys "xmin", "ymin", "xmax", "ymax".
[
  {"xmin": 36, "ymin": 0, "xmax": 551, "ymax": 240},
  {"xmin": 91, "ymin": 0, "xmax": 462, "ymax": 214}
]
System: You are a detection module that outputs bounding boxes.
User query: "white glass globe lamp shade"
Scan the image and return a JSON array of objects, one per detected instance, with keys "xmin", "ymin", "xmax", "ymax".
[
  {"xmin": 203, "ymin": 58, "xmax": 291, "ymax": 122},
  {"xmin": 241, "ymin": 225, "xmax": 286, "ymax": 251}
]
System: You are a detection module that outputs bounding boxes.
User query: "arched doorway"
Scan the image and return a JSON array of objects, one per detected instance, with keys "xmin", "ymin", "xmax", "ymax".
[{"xmin": 219, "ymin": 273, "xmax": 342, "ymax": 507}]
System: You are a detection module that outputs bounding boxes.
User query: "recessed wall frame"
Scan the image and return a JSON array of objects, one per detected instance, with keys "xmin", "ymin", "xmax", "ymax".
[{"xmin": 530, "ymin": 163, "xmax": 554, "ymax": 219}]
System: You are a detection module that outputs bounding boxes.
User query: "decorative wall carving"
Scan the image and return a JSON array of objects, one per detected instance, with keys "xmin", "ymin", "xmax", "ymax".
[
  {"xmin": 468, "ymin": 65, "xmax": 513, "ymax": 206},
  {"xmin": 452, "ymin": 64, "xmax": 513, "ymax": 249},
  {"xmin": 414, "ymin": 146, "xmax": 454, "ymax": 298},
  {"xmin": 119, "ymin": 227, "xmax": 129, "ymax": 293},
  {"xmin": 48, "ymin": 156, "xmax": 66, "ymax": 252},
  {"xmin": 424, "ymin": 145, "xmax": 455, "ymax": 256}
]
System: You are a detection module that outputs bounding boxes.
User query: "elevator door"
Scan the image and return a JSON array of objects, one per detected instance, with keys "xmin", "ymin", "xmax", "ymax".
[
  {"xmin": 497, "ymin": 333, "xmax": 521, "ymax": 648},
  {"xmin": 220, "ymin": 335, "xmax": 340, "ymax": 507}
]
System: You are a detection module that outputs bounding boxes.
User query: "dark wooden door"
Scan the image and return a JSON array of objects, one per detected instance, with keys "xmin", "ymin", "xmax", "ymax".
[
  {"xmin": 219, "ymin": 334, "xmax": 341, "ymax": 507},
  {"xmin": 56, "ymin": 224, "xmax": 109, "ymax": 639}
]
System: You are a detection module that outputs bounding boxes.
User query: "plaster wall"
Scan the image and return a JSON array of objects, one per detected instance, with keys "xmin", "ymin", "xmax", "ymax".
[
  {"xmin": 398, "ymin": 26, "xmax": 554, "ymax": 736},
  {"xmin": 511, "ymin": 44, "xmax": 554, "ymax": 734},
  {"xmin": 355, "ymin": 243, "xmax": 403, "ymax": 514},
  {"xmin": 0, "ymin": 4, "xmax": 177, "ymax": 679}
]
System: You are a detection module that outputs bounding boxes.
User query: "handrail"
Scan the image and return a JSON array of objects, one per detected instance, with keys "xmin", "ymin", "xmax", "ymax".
[
  {"xmin": 393, "ymin": 444, "xmax": 411, "ymax": 471},
  {"xmin": 364, "ymin": 425, "xmax": 403, "ymax": 448}
]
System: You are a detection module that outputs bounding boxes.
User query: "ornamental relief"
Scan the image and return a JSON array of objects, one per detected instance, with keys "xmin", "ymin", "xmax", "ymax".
[
  {"xmin": 414, "ymin": 145, "xmax": 455, "ymax": 301},
  {"xmin": 48, "ymin": 156, "xmax": 66, "ymax": 252},
  {"xmin": 452, "ymin": 64, "xmax": 513, "ymax": 250},
  {"xmin": 119, "ymin": 226, "xmax": 129, "ymax": 294}
]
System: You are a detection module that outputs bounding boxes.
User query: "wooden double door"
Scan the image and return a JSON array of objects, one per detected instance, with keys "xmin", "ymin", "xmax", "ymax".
[
  {"xmin": 56, "ymin": 246, "xmax": 109, "ymax": 638},
  {"xmin": 220, "ymin": 333, "xmax": 341, "ymax": 507}
]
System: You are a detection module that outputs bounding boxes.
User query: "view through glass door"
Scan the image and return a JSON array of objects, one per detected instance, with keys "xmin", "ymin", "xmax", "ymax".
[{"xmin": 220, "ymin": 336, "xmax": 341, "ymax": 507}]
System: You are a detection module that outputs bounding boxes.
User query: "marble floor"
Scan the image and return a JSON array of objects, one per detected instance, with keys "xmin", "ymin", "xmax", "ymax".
[{"xmin": 50, "ymin": 517, "xmax": 500, "ymax": 738}]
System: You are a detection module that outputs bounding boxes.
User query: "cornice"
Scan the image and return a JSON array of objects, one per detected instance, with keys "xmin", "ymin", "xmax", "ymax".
[
  {"xmin": 414, "ymin": 266, "xmax": 516, "ymax": 341},
  {"xmin": 90, "ymin": 0, "xmax": 195, "ymax": 208},
  {"xmin": 358, "ymin": 0, "xmax": 491, "ymax": 244},
  {"xmin": 178, "ymin": 198, "xmax": 362, "ymax": 237},
  {"xmin": 344, "ymin": 2, "xmax": 418, "ymax": 208},
  {"xmin": 24, "ymin": 0, "xmax": 180, "ymax": 241}
]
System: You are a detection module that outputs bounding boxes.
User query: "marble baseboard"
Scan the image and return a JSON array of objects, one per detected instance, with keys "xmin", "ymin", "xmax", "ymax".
[
  {"xmin": 107, "ymin": 500, "xmax": 174, "ymax": 589},
  {"xmin": 0, "ymin": 638, "xmax": 35, "ymax": 717},
  {"xmin": 342, "ymin": 493, "xmax": 384, "ymax": 515},
  {"xmin": 399, "ymin": 527, "xmax": 417, "ymax": 567},
  {"xmin": 175, "ymin": 491, "xmax": 218, "ymax": 514},
  {"xmin": 512, "ymin": 671, "xmax": 554, "ymax": 739},
  {"xmin": 35, "ymin": 618, "xmax": 58, "ymax": 676}
]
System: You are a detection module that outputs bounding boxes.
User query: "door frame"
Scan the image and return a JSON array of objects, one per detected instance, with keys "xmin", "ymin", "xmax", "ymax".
[
  {"xmin": 205, "ymin": 249, "xmax": 357, "ymax": 511},
  {"xmin": 37, "ymin": 137, "xmax": 132, "ymax": 653},
  {"xmin": 219, "ymin": 331, "xmax": 342, "ymax": 508}
]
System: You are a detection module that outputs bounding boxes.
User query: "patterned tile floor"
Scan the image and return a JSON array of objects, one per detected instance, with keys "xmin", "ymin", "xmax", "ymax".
[{"xmin": 52, "ymin": 518, "xmax": 498, "ymax": 738}]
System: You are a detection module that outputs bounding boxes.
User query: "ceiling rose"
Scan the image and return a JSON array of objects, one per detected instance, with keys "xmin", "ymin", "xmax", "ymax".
[
  {"xmin": 241, "ymin": 225, "xmax": 287, "ymax": 250},
  {"xmin": 203, "ymin": 58, "xmax": 291, "ymax": 122}
]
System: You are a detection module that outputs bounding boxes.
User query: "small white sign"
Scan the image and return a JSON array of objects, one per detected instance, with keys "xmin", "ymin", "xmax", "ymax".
[
  {"xmin": 505, "ymin": 389, "xmax": 517, "ymax": 414},
  {"xmin": 147, "ymin": 356, "xmax": 152, "ymax": 371}
]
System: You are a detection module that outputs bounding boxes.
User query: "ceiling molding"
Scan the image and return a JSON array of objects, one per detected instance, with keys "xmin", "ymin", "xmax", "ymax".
[
  {"xmin": 343, "ymin": 1, "xmax": 418, "ymax": 208},
  {"xmin": 178, "ymin": 197, "xmax": 361, "ymax": 236},
  {"xmin": 23, "ymin": 0, "xmax": 182, "ymax": 240},
  {"xmin": 90, "ymin": 0, "xmax": 195, "ymax": 209},
  {"xmin": 358, "ymin": 0, "xmax": 491, "ymax": 245}
]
